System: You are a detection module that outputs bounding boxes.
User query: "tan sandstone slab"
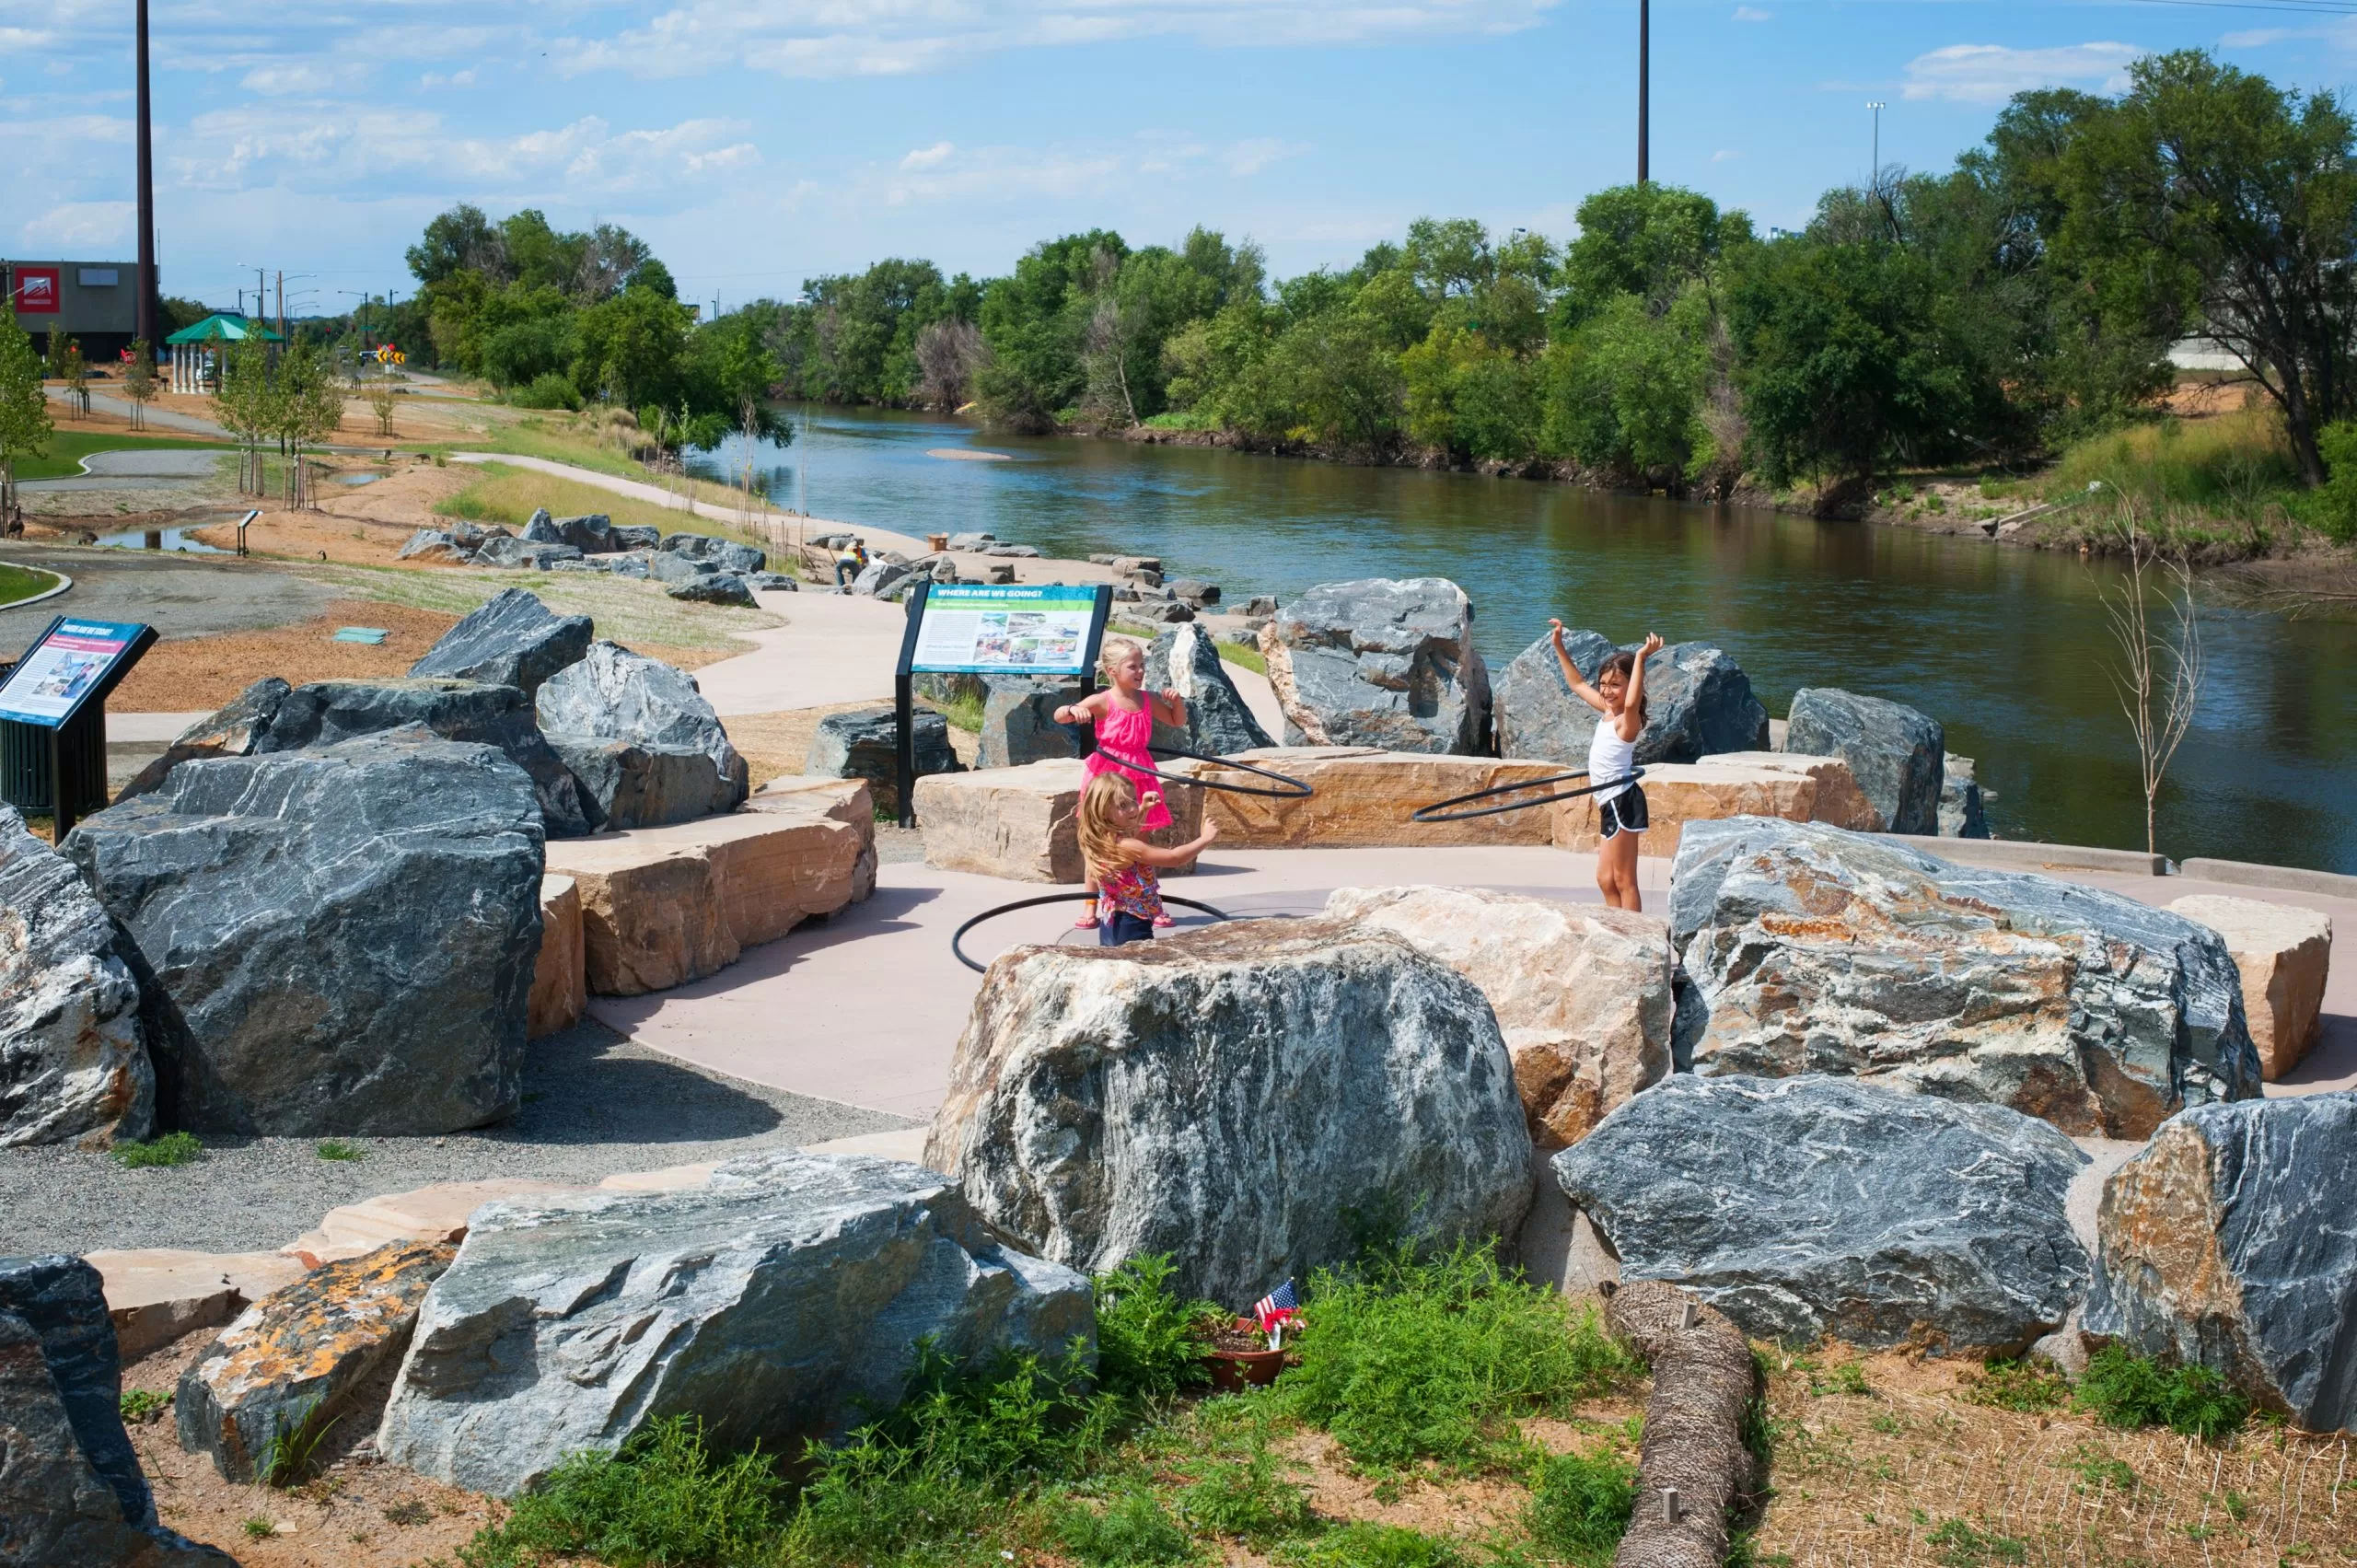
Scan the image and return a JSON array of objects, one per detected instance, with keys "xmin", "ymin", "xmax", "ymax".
[
  {"xmin": 1552, "ymin": 751, "xmax": 1877, "ymax": 856},
  {"xmin": 86, "ymin": 1249, "xmax": 312, "ymax": 1363},
  {"xmin": 1178, "ymin": 748, "xmax": 1569, "ymax": 848},
  {"xmin": 745, "ymin": 774, "xmax": 880, "ymax": 903},
  {"xmin": 546, "ymin": 806, "xmax": 870, "ymax": 994},
  {"xmin": 280, "ymin": 1178, "xmax": 583, "ymax": 1268},
  {"xmin": 2168, "ymin": 894, "xmax": 2334, "ymax": 1079},
  {"xmin": 1325, "ymin": 886, "xmax": 1674, "ymax": 1147},
  {"xmin": 915, "ymin": 759, "xmax": 1203, "ymax": 885},
  {"xmin": 528, "ymin": 874, "xmax": 586, "ymax": 1040}
]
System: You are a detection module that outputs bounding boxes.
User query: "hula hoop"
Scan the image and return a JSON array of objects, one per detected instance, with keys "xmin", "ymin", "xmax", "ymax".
[
  {"xmin": 951, "ymin": 890, "xmax": 1236, "ymax": 974},
  {"xmin": 1409, "ymin": 767, "xmax": 1648, "ymax": 824},
  {"xmin": 1058, "ymin": 720, "xmax": 1314, "ymax": 801}
]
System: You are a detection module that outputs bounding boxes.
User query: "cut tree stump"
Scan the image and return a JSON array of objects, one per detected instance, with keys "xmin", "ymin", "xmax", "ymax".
[{"xmin": 1604, "ymin": 1278, "xmax": 1759, "ymax": 1568}]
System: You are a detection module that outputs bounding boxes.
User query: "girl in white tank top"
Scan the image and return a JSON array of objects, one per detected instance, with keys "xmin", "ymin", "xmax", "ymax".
[{"xmin": 1548, "ymin": 621, "xmax": 1664, "ymax": 912}]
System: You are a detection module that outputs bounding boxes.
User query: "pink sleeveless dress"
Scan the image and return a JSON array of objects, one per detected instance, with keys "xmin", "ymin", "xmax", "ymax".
[{"xmin": 1086, "ymin": 700, "xmax": 1173, "ymax": 830}]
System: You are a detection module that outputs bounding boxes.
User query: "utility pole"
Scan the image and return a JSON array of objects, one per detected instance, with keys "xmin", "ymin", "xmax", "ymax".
[
  {"xmin": 1637, "ymin": 0, "xmax": 1650, "ymax": 186},
  {"xmin": 275, "ymin": 271, "xmax": 284, "ymax": 344},
  {"xmin": 134, "ymin": 0, "xmax": 157, "ymax": 349},
  {"xmin": 1868, "ymin": 100, "xmax": 1887, "ymax": 188}
]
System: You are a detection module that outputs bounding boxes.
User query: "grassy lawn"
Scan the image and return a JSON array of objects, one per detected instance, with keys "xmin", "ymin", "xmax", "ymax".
[
  {"xmin": 297, "ymin": 562, "xmax": 781, "ymax": 661},
  {"xmin": 1217, "ymin": 635, "xmax": 1267, "ymax": 676},
  {"xmin": 14, "ymin": 430, "xmax": 234, "ymax": 482},
  {"xmin": 436, "ymin": 459, "xmax": 715, "ymax": 540},
  {"xmin": 470, "ymin": 415, "xmax": 785, "ymax": 517},
  {"xmin": 0, "ymin": 562, "xmax": 61, "ymax": 608}
]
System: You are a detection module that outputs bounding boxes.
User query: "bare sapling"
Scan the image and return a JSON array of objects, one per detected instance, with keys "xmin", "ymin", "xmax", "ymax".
[
  {"xmin": 365, "ymin": 374, "xmax": 398, "ymax": 438},
  {"xmin": 2102, "ymin": 505, "xmax": 2204, "ymax": 855},
  {"xmin": 122, "ymin": 341, "xmax": 157, "ymax": 431}
]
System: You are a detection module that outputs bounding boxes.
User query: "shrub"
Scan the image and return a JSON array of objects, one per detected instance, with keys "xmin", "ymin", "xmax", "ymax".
[
  {"xmin": 111, "ymin": 1132, "xmax": 202, "ymax": 1168},
  {"xmin": 119, "ymin": 1388, "xmax": 171, "ymax": 1423},
  {"xmin": 1094, "ymin": 1255, "xmax": 1218, "ymax": 1400},
  {"xmin": 1959, "ymin": 1358, "xmax": 2069, "ymax": 1412},
  {"xmin": 2308, "ymin": 418, "xmax": 2357, "ymax": 542},
  {"xmin": 1174, "ymin": 1410, "xmax": 1313, "ymax": 1545},
  {"xmin": 314, "ymin": 1139, "xmax": 365, "ymax": 1162},
  {"xmin": 1056, "ymin": 1490, "xmax": 1194, "ymax": 1566},
  {"xmin": 1527, "ymin": 1448, "xmax": 1636, "ymax": 1565},
  {"xmin": 457, "ymin": 1417, "xmax": 784, "ymax": 1568},
  {"xmin": 2073, "ymin": 1347, "xmax": 2248, "ymax": 1440},
  {"xmin": 1283, "ymin": 1521, "xmax": 1461, "ymax": 1567},
  {"xmin": 511, "ymin": 372, "xmax": 582, "ymax": 412},
  {"xmin": 1279, "ymin": 1245, "xmax": 1631, "ymax": 1473}
]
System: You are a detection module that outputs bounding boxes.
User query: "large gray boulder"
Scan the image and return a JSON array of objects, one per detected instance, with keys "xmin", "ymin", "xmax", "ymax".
[
  {"xmin": 62, "ymin": 731, "xmax": 545, "ymax": 1135},
  {"xmin": 1553, "ymin": 1075, "xmax": 2089, "ymax": 1350},
  {"xmin": 2085, "ymin": 1093, "xmax": 2357, "ymax": 1430},
  {"xmin": 976, "ymin": 676, "xmax": 1087, "ymax": 770},
  {"xmin": 609, "ymin": 524, "xmax": 661, "ymax": 551},
  {"xmin": 806, "ymin": 705, "xmax": 964, "ymax": 816},
  {"xmin": 1257, "ymin": 578, "xmax": 1491, "ymax": 754},
  {"xmin": 406, "ymin": 587, "xmax": 592, "ymax": 697},
  {"xmin": 926, "ymin": 918, "xmax": 1535, "ymax": 1305},
  {"xmin": 646, "ymin": 550, "xmax": 716, "ymax": 587},
  {"xmin": 1492, "ymin": 630, "xmax": 1768, "ymax": 765},
  {"xmin": 375, "ymin": 1153, "xmax": 1090, "ymax": 1496},
  {"xmin": 661, "ymin": 532, "xmax": 766, "ymax": 575},
  {"xmin": 474, "ymin": 535, "xmax": 582, "ymax": 570},
  {"xmin": 0, "ymin": 806, "xmax": 151, "ymax": 1147},
  {"xmin": 520, "ymin": 507, "xmax": 564, "ymax": 544},
  {"xmin": 1668, "ymin": 818, "xmax": 2261, "ymax": 1138},
  {"xmin": 1145, "ymin": 622, "xmax": 1272, "ymax": 759},
  {"xmin": 667, "ymin": 573, "xmax": 758, "ymax": 608},
  {"xmin": 850, "ymin": 558, "xmax": 918, "ymax": 598},
  {"xmin": 536, "ymin": 642, "xmax": 748, "ymax": 827},
  {"xmin": 254, "ymin": 677, "xmax": 592, "ymax": 838},
  {"xmin": 1784, "ymin": 688, "xmax": 1944, "ymax": 834},
  {"xmin": 553, "ymin": 513, "xmax": 614, "ymax": 552},
  {"xmin": 0, "ymin": 1256, "xmax": 154, "ymax": 1532},
  {"xmin": 117, "ymin": 676, "xmax": 290, "ymax": 800}
]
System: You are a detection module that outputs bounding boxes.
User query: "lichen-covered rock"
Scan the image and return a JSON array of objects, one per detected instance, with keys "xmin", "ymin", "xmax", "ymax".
[
  {"xmin": 1322, "ymin": 887, "xmax": 1672, "ymax": 1148},
  {"xmin": 0, "ymin": 806, "xmax": 151, "ymax": 1147},
  {"xmin": 1668, "ymin": 818, "xmax": 2260, "ymax": 1138},
  {"xmin": 375, "ymin": 1153, "xmax": 1090, "ymax": 1496},
  {"xmin": 807, "ymin": 705, "xmax": 964, "ymax": 815},
  {"xmin": 1493, "ymin": 631, "xmax": 1768, "ymax": 765},
  {"xmin": 925, "ymin": 918, "xmax": 1534, "ymax": 1304},
  {"xmin": 64, "ymin": 731, "xmax": 545, "ymax": 1136},
  {"xmin": 254, "ymin": 677, "xmax": 592, "ymax": 838},
  {"xmin": 406, "ymin": 587, "xmax": 592, "ymax": 697},
  {"xmin": 1257, "ymin": 578, "xmax": 1491, "ymax": 754},
  {"xmin": 1146, "ymin": 622, "xmax": 1271, "ymax": 760},
  {"xmin": 538, "ymin": 642, "xmax": 748, "ymax": 826},
  {"xmin": 1940, "ymin": 753, "xmax": 1991, "ymax": 839},
  {"xmin": 1783, "ymin": 687, "xmax": 1945, "ymax": 834},
  {"xmin": 177, "ymin": 1240, "xmax": 453, "ymax": 1481},
  {"xmin": 2085, "ymin": 1093, "xmax": 2357, "ymax": 1430},
  {"xmin": 117, "ymin": 677, "xmax": 291, "ymax": 800},
  {"xmin": 2166, "ymin": 896, "xmax": 2333, "ymax": 1081},
  {"xmin": 1553, "ymin": 1075, "xmax": 2090, "ymax": 1349}
]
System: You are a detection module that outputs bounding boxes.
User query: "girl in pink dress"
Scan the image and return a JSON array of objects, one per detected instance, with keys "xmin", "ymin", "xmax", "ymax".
[{"xmin": 1055, "ymin": 637, "xmax": 1190, "ymax": 927}]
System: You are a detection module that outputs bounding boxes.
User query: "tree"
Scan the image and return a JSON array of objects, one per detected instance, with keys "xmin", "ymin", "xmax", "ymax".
[
  {"xmin": 2101, "ymin": 505, "xmax": 2204, "ymax": 854},
  {"xmin": 407, "ymin": 203, "xmax": 508, "ymax": 286},
  {"xmin": 274, "ymin": 342, "xmax": 345, "ymax": 507},
  {"xmin": 2054, "ymin": 51, "xmax": 2357, "ymax": 483},
  {"xmin": 0, "ymin": 315, "xmax": 51, "ymax": 535},
  {"xmin": 913, "ymin": 318, "xmax": 986, "ymax": 411},
  {"xmin": 62, "ymin": 341, "xmax": 88, "ymax": 419},
  {"xmin": 1561, "ymin": 185, "xmax": 1747, "ymax": 322},
  {"xmin": 977, "ymin": 231, "xmax": 1126, "ymax": 431},
  {"xmin": 364, "ymin": 374, "xmax": 398, "ymax": 438},
  {"xmin": 122, "ymin": 340, "xmax": 157, "ymax": 431},
  {"xmin": 212, "ymin": 332, "xmax": 276, "ymax": 495}
]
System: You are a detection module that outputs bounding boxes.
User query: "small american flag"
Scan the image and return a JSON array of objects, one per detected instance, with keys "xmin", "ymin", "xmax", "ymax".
[{"xmin": 1252, "ymin": 1279, "xmax": 1298, "ymax": 1327}]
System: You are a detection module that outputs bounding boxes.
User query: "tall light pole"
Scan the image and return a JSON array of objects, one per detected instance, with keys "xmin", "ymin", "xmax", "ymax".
[
  {"xmin": 1867, "ymin": 100, "xmax": 1887, "ymax": 188},
  {"xmin": 135, "ymin": 0, "xmax": 157, "ymax": 348},
  {"xmin": 1640, "ymin": 0, "xmax": 1659, "ymax": 186}
]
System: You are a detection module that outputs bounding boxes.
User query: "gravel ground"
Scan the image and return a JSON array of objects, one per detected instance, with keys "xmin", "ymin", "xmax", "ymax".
[
  {"xmin": 0, "ymin": 540, "xmax": 337, "ymax": 644},
  {"xmin": 0, "ymin": 1020, "xmax": 913, "ymax": 1257}
]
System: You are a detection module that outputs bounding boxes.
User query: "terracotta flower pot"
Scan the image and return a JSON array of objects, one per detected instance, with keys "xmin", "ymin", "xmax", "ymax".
[{"xmin": 1204, "ymin": 1347, "xmax": 1286, "ymax": 1391}]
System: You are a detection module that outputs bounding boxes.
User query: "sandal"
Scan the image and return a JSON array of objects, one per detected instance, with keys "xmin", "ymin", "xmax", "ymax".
[
  {"xmin": 1074, "ymin": 908, "xmax": 1100, "ymax": 929},
  {"xmin": 1153, "ymin": 913, "xmax": 1175, "ymax": 928}
]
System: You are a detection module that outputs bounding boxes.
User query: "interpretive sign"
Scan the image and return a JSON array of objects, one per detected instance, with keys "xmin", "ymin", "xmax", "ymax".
[
  {"xmin": 905, "ymin": 583, "xmax": 1109, "ymax": 677},
  {"xmin": 0, "ymin": 617, "xmax": 153, "ymax": 726}
]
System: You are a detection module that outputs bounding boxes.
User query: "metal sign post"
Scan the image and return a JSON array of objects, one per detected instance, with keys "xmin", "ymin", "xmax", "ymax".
[
  {"xmin": 893, "ymin": 582, "xmax": 1113, "ymax": 830},
  {"xmin": 0, "ymin": 615, "xmax": 158, "ymax": 838}
]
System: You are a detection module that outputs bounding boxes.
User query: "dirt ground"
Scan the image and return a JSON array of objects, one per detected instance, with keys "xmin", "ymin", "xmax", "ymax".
[
  {"xmin": 108, "ymin": 600, "xmax": 462, "ymax": 710},
  {"xmin": 180, "ymin": 464, "xmax": 479, "ymax": 569}
]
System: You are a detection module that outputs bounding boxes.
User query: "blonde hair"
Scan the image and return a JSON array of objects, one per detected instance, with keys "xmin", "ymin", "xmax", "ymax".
[
  {"xmin": 1078, "ymin": 772, "xmax": 1141, "ymax": 881},
  {"xmin": 1097, "ymin": 636, "xmax": 1144, "ymax": 681}
]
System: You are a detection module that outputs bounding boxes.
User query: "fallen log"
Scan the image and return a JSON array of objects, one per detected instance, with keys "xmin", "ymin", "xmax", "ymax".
[{"xmin": 1604, "ymin": 1278, "xmax": 1759, "ymax": 1568}]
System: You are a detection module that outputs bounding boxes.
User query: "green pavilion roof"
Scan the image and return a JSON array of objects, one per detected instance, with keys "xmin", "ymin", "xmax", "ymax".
[{"xmin": 163, "ymin": 313, "xmax": 284, "ymax": 345}]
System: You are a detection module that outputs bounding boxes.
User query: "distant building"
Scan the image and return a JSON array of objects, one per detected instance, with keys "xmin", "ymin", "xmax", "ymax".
[{"xmin": 4, "ymin": 260, "xmax": 141, "ymax": 359}]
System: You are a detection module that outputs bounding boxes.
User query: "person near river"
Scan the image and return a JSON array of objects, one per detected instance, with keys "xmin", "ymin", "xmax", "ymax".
[
  {"xmin": 1055, "ymin": 636, "xmax": 1190, "ymax": 928},
  {"xmin": 1549, "ymin": 620, "xmax": 1662, "ymax": 912},
  {"xmin": 834, "ymin": 539, "xmax": 869, "ymax": 587}
]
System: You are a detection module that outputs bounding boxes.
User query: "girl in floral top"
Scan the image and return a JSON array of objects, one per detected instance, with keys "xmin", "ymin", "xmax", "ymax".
[{"xmin": 1076, "ymin": 772, "xmax": 1220, "ymax": 947}]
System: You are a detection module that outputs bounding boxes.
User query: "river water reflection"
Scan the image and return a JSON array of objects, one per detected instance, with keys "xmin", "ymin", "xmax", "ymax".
[{"xmin": 691, "ymin": 405, "xmax": 2357, "ymax": 875}]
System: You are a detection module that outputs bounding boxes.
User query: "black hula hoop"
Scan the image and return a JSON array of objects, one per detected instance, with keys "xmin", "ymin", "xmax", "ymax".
[
  {"xmin": 1059, "ymin": 720, "xmax": 1314, "ymax": 800},
  {"xmin": 1409, "ymin": 767, "xmax": 1648, "ymax": 824},
  {"xmin": 951, "ymin": 890, "xmax": 1236, "ymax": 973}
]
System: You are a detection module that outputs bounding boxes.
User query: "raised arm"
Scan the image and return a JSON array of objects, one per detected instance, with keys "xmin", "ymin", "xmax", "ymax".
[
  {"xmin": 1150, "ymin": 685, "xmax": 1189, "ymax": 728},
  {"xmin": 1121, "ymin": 819, "xmax": 1219, "ymax": 868},
  {"xmin": 1617, "ymin": 633, "xmax": 1664, "ymax": 742},
  {"xmin": 1550, "ymin": 620, "xmax": 1611, "ymax": 715}
]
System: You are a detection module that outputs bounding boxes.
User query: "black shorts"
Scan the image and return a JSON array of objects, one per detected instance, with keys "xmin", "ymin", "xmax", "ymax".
[{"xmin": 1599, "ymin": 784, "xmax": 1649, "ymax": 841}]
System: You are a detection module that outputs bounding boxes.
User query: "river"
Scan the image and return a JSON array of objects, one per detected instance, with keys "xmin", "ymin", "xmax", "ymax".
[{"xmin": 687, "ymin": 404, "xmax": 2357, "ymax": 876}]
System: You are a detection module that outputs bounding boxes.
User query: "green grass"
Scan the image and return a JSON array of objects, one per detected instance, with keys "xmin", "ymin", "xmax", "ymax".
[
  {"xmin": 120, "ymin": 1388, "xmax": 172, "ymax": 1424},
  {"xmin": 0, "ymin": 563, "xmax": 60, "ymax": 608},
  {"xmin": 11, "ymin": 429, "xmax": 233, "ymax": 482},
  {"xmin": 110, "ymin": 1132, "xmax": 203, "ymax": 1169},
  {"xmin": 931, "ymin": 691, "xmax": 986, "ymax": 734},
  {"xmin": 435, "ymin": 459, "xmax": 714, "ymax": 540},
  {"xmin": 1526, "ymin": 1448, "xmax": 1637, "ymax": 1565},
  {"xmin": 1094, "ymin": 1255, "xmax": 1219, "ymax": 1399},
  {"xmin": 2073, "ymin": 1347, "xmax": 2249, "ymax": 1441},
  {"xmin": 297, "ymin": 562, "xmax": 780, "ymax": 658},
  {"xmin": 1140, "ymin": 409, "xmax": 1221, "ymax": 433},
  {"xmin": 1926, "ymin": 1517, "xmax": 2027, "ymax": 1567},
  {"xmin": 1958, "ymin": 1359, "xmax": 2071, "ymax": 1413},
  {"xmin": 314, "ymin": 1138, "xmax": 366, "ymax": 1162},
  {"xmin": 2062, "ymin": 1443, "xmax": 2137, "ymax": 1495},
  {"xmin": 1282, "ymin": 1522, "xmax": 1462, "ymax": 1567},
  {"xmin": 1214, "ymin": 637, "xmax": 1266, "ymax": 677},
  {"xmin": 1057, "ymin": 1491, "xmax": 1195, "ymax": 1566},
  {"xmin": 457, "ymin": 1418, "xmax": 784, "ymax": 1568},
  {"xmin": 241, "ymin": 1516, "xmax": 275, "ymax": 1541}
]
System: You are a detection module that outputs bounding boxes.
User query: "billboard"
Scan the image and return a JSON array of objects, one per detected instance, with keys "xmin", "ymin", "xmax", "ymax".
[{"xmin": 14, "ymin": 267, "xmax": 59, "ymax": 313}]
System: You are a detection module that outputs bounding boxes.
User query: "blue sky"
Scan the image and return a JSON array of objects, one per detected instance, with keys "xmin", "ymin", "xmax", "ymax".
[{"xmin": 7, "ymin": 1, "xmax": 2357, "ymax": 316}]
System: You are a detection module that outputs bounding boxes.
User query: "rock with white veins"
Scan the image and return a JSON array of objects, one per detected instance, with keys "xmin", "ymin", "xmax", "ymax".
[
  {"xmin": 925, "ymin": 917, "xmax": 1534, "ymax": 1305},
  {"xmin": 1321, "ymin": 886, "xmax": 1672, "ymax": 1148},
  {"xmin": 375, "ymin": 1153, "xmax": 1090, "ymax": 1497},
  {"xmin": 2085, "ymin": 1092, "xmax": 2357, "ymax": 1431},
  {"xmin": 1553, "ymin": 1074, "xmax": 2090, "ymax": 1350}
]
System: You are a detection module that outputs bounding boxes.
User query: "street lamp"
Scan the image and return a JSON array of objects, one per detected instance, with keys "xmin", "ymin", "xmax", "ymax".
[
  {"xmin": 1638, "ymin": 0, "xmax": 1651, "ymax": 186},
  {"xmin": 1867, "ymin": 100, "xmax": 1887, "ymax": 188}
]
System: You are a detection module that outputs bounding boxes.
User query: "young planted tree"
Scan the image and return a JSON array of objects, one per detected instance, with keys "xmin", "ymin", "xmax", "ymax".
[
  {"xmin": 62, "ymin": 341, "xmax": 88, "ymax": 419},
  {"xmin": 276, "ymin": 343, "xmax": 345, "ymax": 507},
  {"xmin": 122, "ymin": 341, "xmax": 157, "ymax": 431},
  {"xmin": 213, "ymin": 332, "xmax": 277, "ymax": 496},
  {"xmin": 0, "ymin": 315, "xmax": 52, "ymax": 536},
  {"xmin": 365, "ymin": 373, "xmax": 399, "ymax": 438},
  {"xmin": 2102, "ymin": 505, "xmax": 2206, "ymax": 854}
]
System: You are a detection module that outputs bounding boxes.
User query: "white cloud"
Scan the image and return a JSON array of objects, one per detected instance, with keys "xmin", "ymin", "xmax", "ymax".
[
  {"xmin": 239, "ymin": 62, "xmax": 360, "ymax": 96},
  {"xmin": 420, "ymin": 67, "xmax": 481, "ymax": 88},
  {"xmin": 18, "ymin": 200, "xmax": 134, "ymax": 250},
  {"xmin": 1223, "ymin": 137, "xmax": 1307, "ymax": 177},
  {"xmin": 1733, "ymin": 6, "xmax": 1771, "ymax": 21},
  {"xmin": 1900, "ymin": 41, "xmax": 2138, "ymax": 104},
  {"xmin": 900, "ymin": 140, "xmax": 956, "ymax": 169},
  {"xmin": 1711, "ymin": 148, "xmax": 1740, "ymax": 162},
  {"xmin": 2221, "ymin": 28, "xmax": 2292, "ymax": 48}
]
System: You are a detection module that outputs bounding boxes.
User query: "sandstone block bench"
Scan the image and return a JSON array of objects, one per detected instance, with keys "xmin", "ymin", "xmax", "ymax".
[
  {"xmin": 1551, "ymin": 751, "xmax": 1877, "ymax": 856},
  {"xmin": 914, "ymin": 758, "xmax": 1203, "ymax": 883}
]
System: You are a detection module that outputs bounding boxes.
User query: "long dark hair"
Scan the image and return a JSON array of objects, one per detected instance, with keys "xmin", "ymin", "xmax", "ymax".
[{"xmin": 1596, "ymin": 650, "xmax": 1649, "ymax": 723}]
